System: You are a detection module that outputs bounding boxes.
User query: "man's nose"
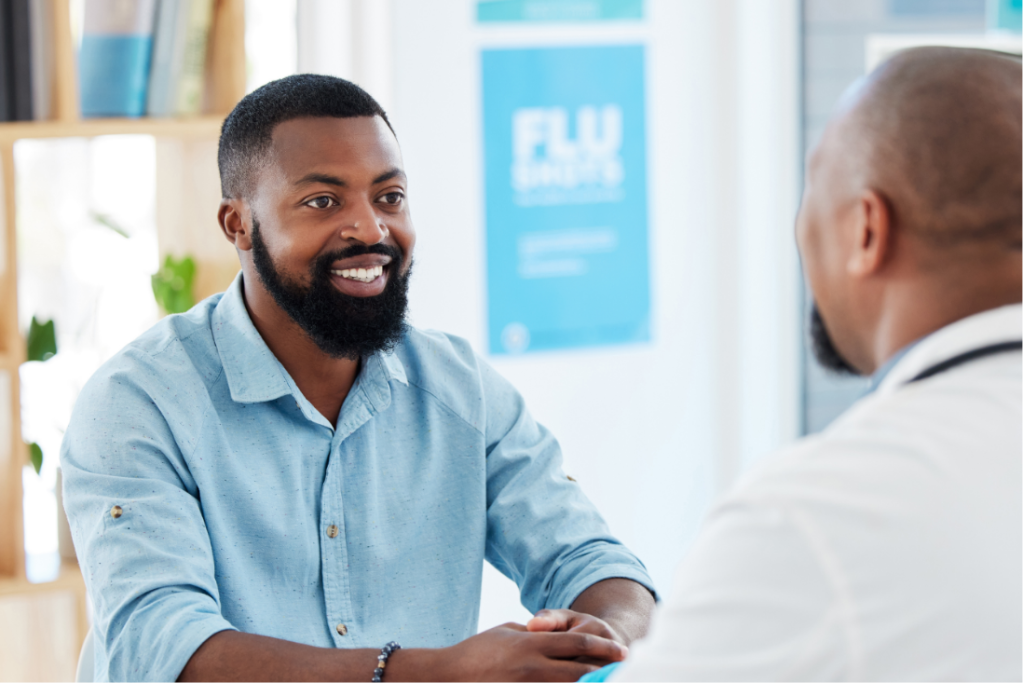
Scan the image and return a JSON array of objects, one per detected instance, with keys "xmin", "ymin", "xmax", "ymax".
[{"xmin": 340, "ymin": 198, "xmax": 388, "ymax": 244}]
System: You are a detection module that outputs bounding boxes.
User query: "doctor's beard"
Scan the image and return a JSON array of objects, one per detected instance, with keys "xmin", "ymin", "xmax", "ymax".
[{"xmin": 810, "ymin": 303, "xmax": 859, "ymax": 375}]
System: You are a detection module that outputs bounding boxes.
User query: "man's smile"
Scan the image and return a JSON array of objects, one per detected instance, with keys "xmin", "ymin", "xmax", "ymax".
[
  {"xmin": 331, "ymin": 265, "xmax": 383, "ymax": 283},
  {"xmin": 327, "ymin": 254, "xmax": 392, "ymax": 296}
]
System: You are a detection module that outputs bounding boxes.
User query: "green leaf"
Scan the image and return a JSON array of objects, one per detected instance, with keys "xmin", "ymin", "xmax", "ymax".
[
  {"xmin": 151, "ymin": 255, "xmax": 197, "ymax": 314},
  {"xmin": 26, "ymin": 316, "xmax": 57, "ymax": 362},
  {"xmin": 28, "ymin": 442, "xmax": 43, "ymax": 475},
  {"xmin": 90, "ymin": 212, "xmax": 130, "ymax": 239}
]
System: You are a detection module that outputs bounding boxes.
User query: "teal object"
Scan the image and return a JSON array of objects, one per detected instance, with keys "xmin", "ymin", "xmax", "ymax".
[
  {"xmin": 79, "ymin": 35, "xmax": 153, "ymax": 117},
  {"xmin": 579, "ymin": 662, "xmax": 621, "ymax": 681},
  {"xmin": 482, "ymin": 46, "xmax": 651, "ymax": 354},
  {"xmin": 477, "ymin": 0, "xmax": 642, "ymax": 22},
  {"xmin": 988, "ymin": 0, "xmax": 1023, "ymax": 31}
]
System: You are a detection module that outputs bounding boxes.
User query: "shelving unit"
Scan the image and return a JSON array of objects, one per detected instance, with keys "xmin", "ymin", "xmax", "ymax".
[
  {"xmin": 0, "ymin": 114, "xmax": 226, "ymax": 142},
  {"xmin": 0, "ymin": 1, "xmax": 245, "ymax": 678}
]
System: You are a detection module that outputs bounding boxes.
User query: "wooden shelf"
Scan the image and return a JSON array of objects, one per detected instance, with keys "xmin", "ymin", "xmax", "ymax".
[
  {"xmin": 0, "ymin": 352, "xmax": 18, "ymax": 374},
  {"xmin": 0, "ymin": 0, "xmax": 244, "ymax": 676},
  {"xmin": 0, "ymin": 116, "xmax": 226, "ymax": 144},
  {"xmin": 0, "ymin": 561, "xmax": 89, "ymax": 681}
]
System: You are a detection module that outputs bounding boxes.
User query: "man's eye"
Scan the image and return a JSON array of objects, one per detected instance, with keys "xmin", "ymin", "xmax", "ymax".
[
  {"xmin": 380, "ymin": 192, "xmax": 404, "ymax": 206},
  {"xmin": 306, "ymin": 196, "xmax": 336, "ymax": 209}
]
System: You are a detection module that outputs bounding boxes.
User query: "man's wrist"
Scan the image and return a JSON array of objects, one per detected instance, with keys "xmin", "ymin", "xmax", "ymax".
[{"xmin": 381, "ymin": 646, "xmax": 451, "ymax": 682}]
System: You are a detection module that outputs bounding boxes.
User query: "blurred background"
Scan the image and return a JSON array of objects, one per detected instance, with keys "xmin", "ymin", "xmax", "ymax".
[{"xmin": 0, "ymin": 0, "xmax": 1019, "ymax": 679}]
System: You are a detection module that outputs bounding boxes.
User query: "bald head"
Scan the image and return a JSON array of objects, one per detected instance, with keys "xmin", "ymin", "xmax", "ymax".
[
  {"xmin": 797, "ymin": 46, "xmax": 1022, "ymax": 375},
  {"xmin": 841, "ymin": 47, "xmax": 1021, "ymax": 250}
]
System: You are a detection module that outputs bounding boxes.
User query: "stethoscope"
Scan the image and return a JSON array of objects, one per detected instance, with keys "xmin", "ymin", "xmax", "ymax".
[{"xmin": 909, "ymin": 340, "xmax": 1023, "ymax": 384}]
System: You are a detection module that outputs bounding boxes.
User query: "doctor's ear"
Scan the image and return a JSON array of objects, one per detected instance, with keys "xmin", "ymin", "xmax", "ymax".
[
  {"xmin": 846, "ymin": 188, "xmax": 893, "ymax": 278},
  {"xmin": 219, "ymin": 199, "xmax": 254, "ymax": 252}
]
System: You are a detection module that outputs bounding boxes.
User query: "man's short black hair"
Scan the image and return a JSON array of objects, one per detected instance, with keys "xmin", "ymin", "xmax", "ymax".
[{"xmin": 218, "ymin": 74, "xmax": 394, "ymax": 199}]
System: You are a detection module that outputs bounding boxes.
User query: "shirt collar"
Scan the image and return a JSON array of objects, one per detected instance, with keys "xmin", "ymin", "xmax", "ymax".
[
  {"xmin": 211, "ymin": 273, "xmax": 409, "ymax": 407},
  {"xmin": 866, "ymin": 338, "xmax": 922, "ymax": 394},
  {"xmin": 378, "ymin": 350, "xmax": 408, "ymax": 386},
  {"xmin": 211, "ymin": 273, "xmax": 294, "ymax": 404},
  {"xmin": 875, "ymin": 303, "xmax": 1023, "ymax": 396}
]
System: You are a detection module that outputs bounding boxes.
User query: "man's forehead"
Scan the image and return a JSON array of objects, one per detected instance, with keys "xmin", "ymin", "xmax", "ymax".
[{"xmin": 269, "ymin": 116, "xmax": 402, "ymax": 176}]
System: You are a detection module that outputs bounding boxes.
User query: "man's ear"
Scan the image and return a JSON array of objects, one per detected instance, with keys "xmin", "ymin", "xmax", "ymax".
[
  {"xmin": 846, "ymin": 188, "xmax": 892, "ymax": 278},
  {"xmin": 219, "ymin": 198, "xmax": 253, "ymax": 252}
]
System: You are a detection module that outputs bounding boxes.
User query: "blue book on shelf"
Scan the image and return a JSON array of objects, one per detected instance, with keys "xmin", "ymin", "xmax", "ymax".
[{"xmin": 79, "ymin": 0, "xmax": 158, "ymax": 118}]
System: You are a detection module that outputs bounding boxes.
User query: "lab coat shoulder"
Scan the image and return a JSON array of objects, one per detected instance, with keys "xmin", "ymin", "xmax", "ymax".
[
  {"xmin": 616, "ymin": 315, "xmax": 1022, "ymax": 682},
  {"xmin": 731, "ymin": 350, "xmax": 1021, "ymax": 516},
  {"xmin": 699, "ymin": 354, "xmax": 1023, "ymax": 681}
]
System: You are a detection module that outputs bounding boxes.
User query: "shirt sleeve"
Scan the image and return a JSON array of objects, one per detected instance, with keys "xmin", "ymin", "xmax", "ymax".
[
  {"xmin": 60, "ymin": 353, "xmax": 236, "ymax": 682},
  {"xmin": 477, "ymin": 356, "xmax": 656, "ymax": 613},
  {"xmin": 611, "ymin": 498, "xmax": 854, "ymax": 681}
]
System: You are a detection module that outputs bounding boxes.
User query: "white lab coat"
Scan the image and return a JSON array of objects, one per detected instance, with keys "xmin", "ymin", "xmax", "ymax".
[{"xmin": 616, "ymin": 304, "xmax": 1022, "ymax": 681}]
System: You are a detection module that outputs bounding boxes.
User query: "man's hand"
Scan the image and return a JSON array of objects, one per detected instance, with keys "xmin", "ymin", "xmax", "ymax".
[
  {"xmin": 417, "ymin": 622, "xmax": 628, "ymax": 682},
  {"xmin": 526, "ymin": 609, "xmax": 624, "ymax": 644}
]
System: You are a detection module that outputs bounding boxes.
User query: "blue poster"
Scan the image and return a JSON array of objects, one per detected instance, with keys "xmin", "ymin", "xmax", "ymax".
[
  {"xmin": 989, "ymin": 0, "xmax": 1023, "ymax": 31},
  {"xmin": 477, "ymin": 0, "xmax": 643, "ymax": 22},
  {"xmin": 482, "ymin": 46, "xmax": 650, "ymax": 355}
]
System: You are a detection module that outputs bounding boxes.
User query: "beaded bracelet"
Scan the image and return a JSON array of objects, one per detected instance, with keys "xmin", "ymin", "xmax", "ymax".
[{"xmin": 371, "ymin": 641, "xmax": 401, "ymax": 682}]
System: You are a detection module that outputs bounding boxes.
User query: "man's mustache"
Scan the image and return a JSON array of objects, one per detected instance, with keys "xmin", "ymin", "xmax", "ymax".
[{"xmin": 314, "ymin": 244, "xmax": 403, "ymax": 273}]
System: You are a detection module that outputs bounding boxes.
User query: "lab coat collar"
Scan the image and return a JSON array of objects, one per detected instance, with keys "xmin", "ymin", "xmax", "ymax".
[{"xmin": 876, "ymin": 303, "xmax": 1023, "ymax": 396}]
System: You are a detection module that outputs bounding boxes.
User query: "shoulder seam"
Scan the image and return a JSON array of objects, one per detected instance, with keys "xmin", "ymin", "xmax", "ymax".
[
  {"xmin": 402, "ymin": 377, "xmax": 484, "ymax": 436},
  {"xmin": 119, "ymin": 317, "xmax": 209, "ymax": 364}
]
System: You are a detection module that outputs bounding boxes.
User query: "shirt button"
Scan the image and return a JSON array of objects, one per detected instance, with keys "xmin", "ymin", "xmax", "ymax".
[
  {"xmin": 326, "ymin": 524, "xmax": 339, "ymax": 538},
  {"xmin": 110, "ymin": 505, "xmax": 123, "ymax": 519},
  {"xmin": 336, "ymin": 623, "xmax": 348, "ymax": 636}
]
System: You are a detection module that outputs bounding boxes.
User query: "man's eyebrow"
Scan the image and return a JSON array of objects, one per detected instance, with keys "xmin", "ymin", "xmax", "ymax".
[
  {"xmin": 293, "ymin": 169, "xmax": 406, "ymax": 188},
  {"xmin": 295, "ymin": 172, "xmax": 346, "ymax": 188},
  {"xmin": 373, "ymin": 168, "xmax": 407, "ymax": 185}
]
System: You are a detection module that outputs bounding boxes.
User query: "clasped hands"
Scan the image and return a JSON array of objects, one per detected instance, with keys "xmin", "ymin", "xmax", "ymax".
[{"xmin": 440, "ymin": 609, "xmax": 627, "ymax": 682}]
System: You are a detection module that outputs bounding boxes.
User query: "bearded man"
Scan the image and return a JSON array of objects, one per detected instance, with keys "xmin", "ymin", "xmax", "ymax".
[{"xmin": 61, "ymin": 75, "xmax": 655, "ymax": 682}]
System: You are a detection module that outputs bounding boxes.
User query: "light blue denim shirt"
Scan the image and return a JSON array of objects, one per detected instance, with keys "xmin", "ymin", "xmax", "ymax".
[{"xmin": 61, "ymin": 274, "xmax": 654, "ymax": 682}]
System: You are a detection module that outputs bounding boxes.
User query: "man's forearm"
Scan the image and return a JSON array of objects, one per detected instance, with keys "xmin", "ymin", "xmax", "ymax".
[
  {"xmin": 179, "ymin": 621, "xmax": 628, "ymax": 682},
  {"xmin": 570, "ymin": 578, "xmax": 656, "ymax": 645},
  {"xmin": 178, "ymin": 630, "xmax": 442, "ymax": 682}
]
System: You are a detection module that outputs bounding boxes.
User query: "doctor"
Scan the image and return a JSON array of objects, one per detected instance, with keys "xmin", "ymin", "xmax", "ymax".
[{"xmin": 599, "ymin": 46, "xmax": 1022, "ymax": 680}]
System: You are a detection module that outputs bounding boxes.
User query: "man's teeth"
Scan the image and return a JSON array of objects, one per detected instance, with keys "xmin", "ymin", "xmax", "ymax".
[{"xmin": 331, "ymin": 265, "xmax": 384, "ymax": 283}]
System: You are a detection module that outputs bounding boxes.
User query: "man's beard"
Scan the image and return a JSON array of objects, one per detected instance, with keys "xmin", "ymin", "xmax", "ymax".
[
  {"xmin": 251, "ymin": 218, "xmax": 411, "ymax": 360},
  {"xmin": 809, "ymin": 302, "xmax": 859, "ymax": 375}
]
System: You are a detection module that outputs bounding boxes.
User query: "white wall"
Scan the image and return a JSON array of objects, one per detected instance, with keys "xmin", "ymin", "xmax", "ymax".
[{"xmin": 297, "ymin": 0, "xmax": 801, "ymax": 630}]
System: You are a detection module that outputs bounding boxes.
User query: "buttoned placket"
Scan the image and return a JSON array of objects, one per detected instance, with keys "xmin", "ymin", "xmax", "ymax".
[
  {"xmin": 316, "ymin": 361, "xmax": 394, "ymax": 649},
  {"xmin": 267, "ymin": 351, "xmax": 399, "ymax": 648}
]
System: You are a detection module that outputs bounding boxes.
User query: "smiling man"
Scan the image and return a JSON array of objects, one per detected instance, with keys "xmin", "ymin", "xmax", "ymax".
[{"xmin": 60, "ymin": 75, "xmax": 655, "ymax": 682}]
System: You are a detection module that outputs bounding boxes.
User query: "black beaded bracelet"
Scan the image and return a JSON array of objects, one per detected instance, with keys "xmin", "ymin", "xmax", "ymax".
[{"xmin": 371, "ymin": 641, "xmax": 401, "ymax": 682}]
